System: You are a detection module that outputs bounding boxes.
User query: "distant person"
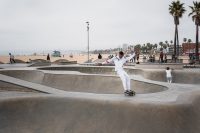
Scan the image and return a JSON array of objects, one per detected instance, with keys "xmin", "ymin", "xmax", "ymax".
[
  {"xmin": 136, "ymin": 53, "xmax": 139, "ymax": 63},
  {"xmin": 189, "ymin": 53, "xmax": 195, "ymax": 65},
  {"xmin": 172, "ymin": 54, "xmax": 176, "ymax": 63},
  {"xmin": 153, "ymin": 55, "xmax": 155, "ymax": 62},
  {"xmin": 192, "ymin": 53, "xmax": 196, "ymax": 60},
  {"xmin": 130, "ymin": 57, "xmax": 135, "ymax": 63},
  {"xmin": 102, "ymin": 50, "xmax": 136, "ymax": 96},
  {"xmin": 142, "ymin": 55, "xmax": 146, "ymax": 63},
  {"xmin": 159, "ymin": 51, "xmax": 164, "ymax": 63},
  {"xmin": 70, "ymin": 54, "xmax": 73, "ymax": 58},
  {"xmin": 189, "ymin": 53, "xmax": 192, "ymax": 60},
  {"xmin": 166, "ymin": 67, "xmax": 172, "ymax": 83},
  {"xmin": 98, "ymin": 53, "xmax": 102, "ymax": 59},
  {"xmin": 149, "ymin": 55, "xmax": 153, "ymax": 62},
  {"xmin": 164, "ymin": 54, "xmax": 167, "ymax": 63},
  {"xmin": 9, "ymin": 53, "xmax": 15, "ymax": 64},
  {"xmin": 47, "ymin": 54, "xmax": 50, "ymax": 61}
]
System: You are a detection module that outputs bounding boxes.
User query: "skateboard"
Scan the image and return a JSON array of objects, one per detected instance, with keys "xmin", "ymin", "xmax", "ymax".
[{"xmin": 124, "ymin": 90, "xmax": 136, "ymax": 97}]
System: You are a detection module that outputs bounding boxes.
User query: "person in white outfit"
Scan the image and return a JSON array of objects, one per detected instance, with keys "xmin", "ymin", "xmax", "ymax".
[
  {"xmin": 103, "ymin": 50, "xmax": 136, "ymax": 96},
  {"xmin": 166, "ymin": 67, "xmax": 172, "ymax": 83}
]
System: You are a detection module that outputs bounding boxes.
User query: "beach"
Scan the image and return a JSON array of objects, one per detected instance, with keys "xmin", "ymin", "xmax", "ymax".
[
  {"xmin": 0, "ymin": 54, "xmax": 110, "ymax": 64},
  {"xmin": 0, "ymin": 53, "xmax": 191, "ymax": 64}
]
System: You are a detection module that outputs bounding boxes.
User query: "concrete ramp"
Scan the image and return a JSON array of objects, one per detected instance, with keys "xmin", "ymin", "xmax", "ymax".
[
  {"xmin": 0, "ymin": 67, "xmax": 200, "ymax": 133},
  {"xmin": 39, "ymin": 66, "xmax": 200, "ymax": 84},
  {"xmin": 0, "ymin": 70, "xmax": 167, "ymax": 94},
  {"xmin": 0, "ymin": 93, "xmax": 200, "ymax": 133}
]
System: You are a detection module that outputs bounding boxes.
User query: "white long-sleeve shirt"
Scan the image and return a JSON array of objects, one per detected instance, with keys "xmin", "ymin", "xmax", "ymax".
[{"xmin": 106, "ymin": 53, "xmax": 135, "ymax": 72}]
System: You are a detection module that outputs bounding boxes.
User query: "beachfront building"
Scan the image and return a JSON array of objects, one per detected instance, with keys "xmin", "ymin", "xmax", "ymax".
[
  {"xmin": 52, "ymin": 51, "xmax": 61, "ymax": 57},
  {"xmin": 182, "ymin": 43, "xmax": 200, "ymax": 55},
  {"xmin": 122, "ymin": 44, "xmax": 128, "ymax": 51}
]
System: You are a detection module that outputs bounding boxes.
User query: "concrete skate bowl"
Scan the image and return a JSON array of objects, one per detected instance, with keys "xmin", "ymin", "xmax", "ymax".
[
  {"xmin": 52, "ymin": 59, "xmax": 77, "ymax": 65},
  {"xmin": 38, "ymin": 66, "xmax": 200, "ymax": 84},
  {"xmin": 129, "ymin": 69, "xmax": 200, "ymax": 85},
  {"xmin": 0, "ymin": 70, "xmax": 167, "ymax": 94},
  {"xmin": 1, "ymin": 91, "xmax": 200, "ymax": 133},
  {"xmin": 38, "ymin": 66, "xmax": 117, "ymax": 75},
  {"xmin": 0, "ymin": 80, "xmax": 40, "ymax": 93},
  {"xmin": 2, "ymin": 69, "xmax": 200, "ymax": 133}
]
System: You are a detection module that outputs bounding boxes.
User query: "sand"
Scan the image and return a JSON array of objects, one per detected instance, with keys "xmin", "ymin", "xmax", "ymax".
[
  {"xmin": 0, "ymin": 53, "xmax": 190, "ymax": 64},
  {"xmin": 0, "ymin": 54, "xmax": 110, "ymax": 64}
]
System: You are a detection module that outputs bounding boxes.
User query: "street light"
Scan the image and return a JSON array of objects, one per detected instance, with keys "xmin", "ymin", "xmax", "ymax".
[{"xmin": 86, "ymin": 21, "xmax": 90, "ymax": 63}]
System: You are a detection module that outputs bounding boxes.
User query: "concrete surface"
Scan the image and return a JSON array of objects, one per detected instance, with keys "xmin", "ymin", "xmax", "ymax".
[
  {"xmin": 0, "ymin": 92, "xmax": 200, "ymax": 133},
  {"xmin": 0, "ymin": 70, "xmax": 167, "ymax": 94},
  {"xmin": 135, "ymin": 63, "xmax": 185, "ymax": 69},
  {"xmin": 39, "ymin": 66, "xmax": 200, "ymax": 84},
  {"xmin": 0, "ymin": 65, "xmax": 199, "ymax": 133},
  {"xmin": 52, "ymin": 59, "xmax": 77, "ymax": 65},
  {"xmin": 0, "ymin": 81, "xmax": 40, "ymax": 93}
]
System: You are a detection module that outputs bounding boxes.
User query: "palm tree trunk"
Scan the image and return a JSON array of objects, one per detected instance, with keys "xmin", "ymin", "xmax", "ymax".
[
  {"xmin": 196, "ymin": 24, "xmax": 199, "ymax": 61},
  {"xmin": 176, "ymin": 25, "xmax": 179, "ymax": 57},
  {"xmin": 174, "ymin": 24, "xmax": 177, "ymax": 56}
]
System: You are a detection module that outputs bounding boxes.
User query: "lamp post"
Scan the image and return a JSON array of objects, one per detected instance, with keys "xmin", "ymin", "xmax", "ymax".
[{"xmin": 86, "ymin": 21, "xmax": 90, "ymax": 63}]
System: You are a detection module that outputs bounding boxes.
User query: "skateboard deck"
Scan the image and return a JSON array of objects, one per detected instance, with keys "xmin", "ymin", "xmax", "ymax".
[{"xmin": 124, "ymin": 91, "xmax": 136, "ymax": 97}]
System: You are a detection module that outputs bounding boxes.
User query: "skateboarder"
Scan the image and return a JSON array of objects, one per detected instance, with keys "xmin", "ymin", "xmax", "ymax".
[{"xmin": 103, "ymin": 50, "xmax": 136, "ymax": 96}]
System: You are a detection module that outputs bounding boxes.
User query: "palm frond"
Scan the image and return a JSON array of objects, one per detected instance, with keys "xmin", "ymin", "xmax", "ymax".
[
  {"xmin": 188, "ymin": 1, "xmax": 200, "ymax": 24},
  {"xmin": 169, "ymin": 0, "xmax": 185, "ymax": 18}
]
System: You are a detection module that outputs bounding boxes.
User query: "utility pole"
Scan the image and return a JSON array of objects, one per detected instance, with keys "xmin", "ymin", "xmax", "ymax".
[{"xmin": 86, "ymin": 21, "xmax": 90, "ymax": 62}]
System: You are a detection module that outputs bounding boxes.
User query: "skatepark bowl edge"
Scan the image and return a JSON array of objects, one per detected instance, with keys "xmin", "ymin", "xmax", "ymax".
[{"xmin": 0, "ymin": 65, "xmax": 200, "ymax": 133}]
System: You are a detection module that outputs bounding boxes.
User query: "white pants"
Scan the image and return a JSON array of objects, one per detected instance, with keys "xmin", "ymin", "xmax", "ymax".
[{"xmin": 117, "ymin": 70, "xmax": 131, "ymax": 91}]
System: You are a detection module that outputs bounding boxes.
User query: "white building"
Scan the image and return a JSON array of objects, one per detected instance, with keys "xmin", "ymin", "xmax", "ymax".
[{"xmin": 122, "ymin": 44, "xmax": 128, "ymax": 51}]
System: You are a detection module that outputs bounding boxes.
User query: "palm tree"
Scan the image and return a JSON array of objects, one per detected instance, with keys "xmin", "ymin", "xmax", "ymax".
[
  {"xmin": 188, "ymin": 39, "xmax": 192, "ymax": 43},
  {"xmin": 165, "ymin": 40, "xmax": 170, "ymax": 47},
  {"xmin": 146, "ymin": 43, "xmax": 153, "ymax": 52},
  {"xmin": 189, "ymin": 1, "xmax": 200, "ymax": 61},
  {"xmin": 154, "ymin": 44, "xmax": 158, "ymax": 50},
  {"xmin": 183, "ymin": 38, "xmax": 188, "ymax": 53},
  {"xmin": 183, "ymin": 38, "xmax": 187, "ymax": 43},
  {"xmin": 170, "ymin": 40, "xmax": 173, "ymax": 45},
  {"xmin": 170, "ymin": 40, "xmax": 173, "ymax": 49},
  {"xmin": 141, "ymin": 45, "xmax": 145, "ymax": 54},
  {"xmin": 188, "ymin": 39, "xmax": 192, "ymax": 53},
  {"xmin": 169, "ymin": 0, "xmax": 186, "ymax": 57},
  {"xmin": 163, "ymin": 44, "xmax": 168, "ymax": 49},
  {"xmin": 134, "ymin": 44, "xmax": 141, "ymax": 51},
  {"xmin": 159, "ymin": 42, "xmax": 164, "ymax": 48}
]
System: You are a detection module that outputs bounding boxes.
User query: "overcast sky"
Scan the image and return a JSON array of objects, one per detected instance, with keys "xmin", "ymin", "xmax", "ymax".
[{"xmin": 0, "ymin": 0, "xmax": 196, "ymax": 53}]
